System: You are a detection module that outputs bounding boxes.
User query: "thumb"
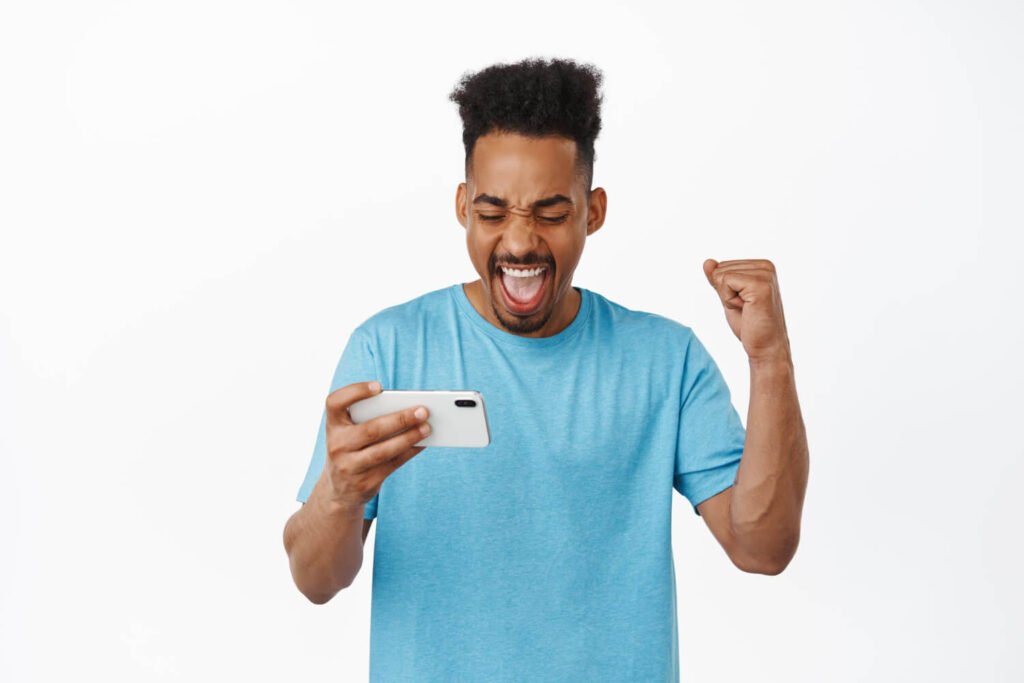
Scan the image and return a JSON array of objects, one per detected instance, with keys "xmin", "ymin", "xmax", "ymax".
[{"xmin": 702, "ymin": 258, "xmax": 719, "ymax": 287}]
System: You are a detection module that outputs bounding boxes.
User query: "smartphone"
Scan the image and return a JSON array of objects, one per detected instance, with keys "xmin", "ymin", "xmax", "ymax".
[{"xmin": 348, "ymin": 390, "xmax": 491, "ymax": 448}]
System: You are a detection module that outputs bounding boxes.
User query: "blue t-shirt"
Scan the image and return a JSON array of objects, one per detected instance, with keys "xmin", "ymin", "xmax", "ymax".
[{"xmin": 296, "ymin": 283, "xmax": 746, "ymax": 682}]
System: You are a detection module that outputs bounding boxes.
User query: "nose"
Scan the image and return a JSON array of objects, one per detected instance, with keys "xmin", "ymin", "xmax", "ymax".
[{"xmin": 501, "ymin": 214, "xmax": 542, "ymax": 256}]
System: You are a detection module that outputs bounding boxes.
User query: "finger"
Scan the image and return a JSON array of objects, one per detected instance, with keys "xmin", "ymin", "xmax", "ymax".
[
  {"xmin": 710, "ymin": 269, "xmax": 747, "ymax": 310},
  {"xmin": 377, "ymin": 445, "xmax": 427, "ymax": 478},
  {"xmin": 352, "ymin": 405, "xmax": 430, "ymax": 450},
  {"xmin": 708, "ymin": 259, "xmax": 776, "ymax": 275},
  {"xmin": 702, "ymin": 259, "xmax": 718, "ymax": 287},
  {"xmin": 326, "ymin": 380, "xmax": 383, "ymax": 426},
  {"xmin": 351, "ymin": 421, "xmax": 432, "ymax": 473}
]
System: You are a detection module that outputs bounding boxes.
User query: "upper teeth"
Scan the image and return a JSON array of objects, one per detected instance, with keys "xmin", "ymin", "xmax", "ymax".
[{"xmin": 500, "ymin": 266, "xmax": 547, "ymax": 278}]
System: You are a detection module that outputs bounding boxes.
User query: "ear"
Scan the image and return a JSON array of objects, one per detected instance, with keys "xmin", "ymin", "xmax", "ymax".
[
  {"xmin": 585, "ymin": 187, "xmax": 607, "ymax": 236},
  {"xmin": 455, "ymin": 182, "xmax": 468, "ymax": 229}
]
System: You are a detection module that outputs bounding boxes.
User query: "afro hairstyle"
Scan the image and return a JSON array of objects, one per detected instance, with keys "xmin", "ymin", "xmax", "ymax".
[{"xmin": 448, "ymin": 57, "xmax": 604, "ymax": 195}]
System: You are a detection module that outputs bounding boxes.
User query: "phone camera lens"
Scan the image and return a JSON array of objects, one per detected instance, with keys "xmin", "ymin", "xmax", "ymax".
[{"xmin": 455, "ymin": 399, "xmax": 476, "ymax": 407}]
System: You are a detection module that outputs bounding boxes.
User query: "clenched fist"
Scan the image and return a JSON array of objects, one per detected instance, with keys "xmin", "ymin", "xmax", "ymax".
[{"xmin": 703, "ymin": 258, "xmax": 792, "ymax": 363}]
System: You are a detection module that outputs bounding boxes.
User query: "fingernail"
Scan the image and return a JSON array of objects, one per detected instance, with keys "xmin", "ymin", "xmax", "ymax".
[
  {"xmin": 419, "ymin": 423, "xmax": 431, "ymax": 436},
  {"xmin": 370, "ymin": 381, "xmax": 382, "ymax": 392},
  {"xmin": 414, "ymin": 406, "xmax": 427, "ymax": 420}
]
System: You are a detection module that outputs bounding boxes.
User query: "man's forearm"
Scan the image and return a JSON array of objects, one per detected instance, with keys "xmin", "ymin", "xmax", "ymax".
[
  {"xmin": 729, "ymin": 354, "xmax": 809, "ymax": 572},
  {"xmin": 284, "ymin": 474, "xmax": 367, "ymax": 603}
]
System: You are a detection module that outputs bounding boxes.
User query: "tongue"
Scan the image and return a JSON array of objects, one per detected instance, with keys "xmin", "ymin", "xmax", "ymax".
[{"xmin": 502, "ymin": 271, "xmax": 545, "ymax": 302}]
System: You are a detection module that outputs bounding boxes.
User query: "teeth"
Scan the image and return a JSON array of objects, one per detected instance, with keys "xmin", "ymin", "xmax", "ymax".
[{"xmin": 500, "ymin": 266, "xmax": 547, "ymax": 278}]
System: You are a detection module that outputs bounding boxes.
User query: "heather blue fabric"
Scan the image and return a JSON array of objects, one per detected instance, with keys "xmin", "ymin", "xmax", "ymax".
[{"xmin": 296, "ymin": 283, "xmax": 746, "ymax": 682}]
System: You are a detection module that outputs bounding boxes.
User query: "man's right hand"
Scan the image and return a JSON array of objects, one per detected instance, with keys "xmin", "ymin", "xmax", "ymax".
[{"xmin": 322, "ymin": 381, "xmax": 431, "ymax": 509}]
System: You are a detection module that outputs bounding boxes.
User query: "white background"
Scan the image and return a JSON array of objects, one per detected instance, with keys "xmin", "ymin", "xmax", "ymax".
[{"xmin": 2, "ymin": 0, "xmax": 1022, "ymax": 680}]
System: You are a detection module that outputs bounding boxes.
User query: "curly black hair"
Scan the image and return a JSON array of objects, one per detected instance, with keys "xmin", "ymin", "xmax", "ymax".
[{"xmin": 448, "ymin": 57, "xmax": 604, "ymax": 195}]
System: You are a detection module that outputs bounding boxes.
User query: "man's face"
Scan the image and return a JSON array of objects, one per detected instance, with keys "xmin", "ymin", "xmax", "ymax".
[{"xmin": 456, "ymin": 131, "xmax": 607, "ymax": 336}]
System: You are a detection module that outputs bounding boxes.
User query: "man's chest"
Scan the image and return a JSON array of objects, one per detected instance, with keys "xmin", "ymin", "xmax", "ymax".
[{"xmin": 381, "ymin": 341, "xmax": 680, "ymax": 507}]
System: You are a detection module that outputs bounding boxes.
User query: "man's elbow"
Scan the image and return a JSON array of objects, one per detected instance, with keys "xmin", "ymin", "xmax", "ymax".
[
  {"xmin": 739, "ymin": 559, "xmax": 789, "ymax": 575},
  {"xmin": 285, "ymin": 538, "xmax": 349, "ymax": 604},
  {"xmin": 730, "ymin": 536, "xmax": 800, "ymax": 575},
  {"xmin": 291, "ymin": 562, "xmax": 354, "ymax": 604},
  {"xmin": 303, "ymin": 587, "xmax": 342, "ymax": 605},
  {"xmin": 294, "ymin": 572, "xmax": 350, "ymax": 604},
  {"xmin": 732, "ymin": 552, "xmax": 793, "ymax": 575}
]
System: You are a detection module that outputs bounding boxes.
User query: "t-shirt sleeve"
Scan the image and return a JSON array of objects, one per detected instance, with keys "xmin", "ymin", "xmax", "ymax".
[
  {"xmin": 295, "ymin": 327, "xmax": 381, "ymax": 520},
  {"xmin": 673, "ymin": 330, "xmax": 746, "ymax": 516}
]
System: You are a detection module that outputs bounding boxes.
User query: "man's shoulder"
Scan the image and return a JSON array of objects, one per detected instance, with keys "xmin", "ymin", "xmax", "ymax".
[
  {"xmin": 351, "ymin": 284, "xmax": 454, "ymax": 338},
  {"xmin": 585, "ymin": 287, "xmax": 696, "ymax": 346}
]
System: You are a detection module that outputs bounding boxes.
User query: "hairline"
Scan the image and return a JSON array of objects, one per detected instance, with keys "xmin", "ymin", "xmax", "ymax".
[{"xmin": 463, "ymin": 133, "xmax": 594, "ymax": 200}]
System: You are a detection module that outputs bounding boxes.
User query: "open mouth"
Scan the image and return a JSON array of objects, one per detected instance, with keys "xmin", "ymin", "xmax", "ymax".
[{"xmin": 495, "ymin": 265, "xmax": 550, "ymax": 316}]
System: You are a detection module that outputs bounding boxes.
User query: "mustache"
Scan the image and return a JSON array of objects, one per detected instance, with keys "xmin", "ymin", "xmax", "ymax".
[{"xmin": 489, "ymin": 254, "xmax": 555, "ymax": 271}]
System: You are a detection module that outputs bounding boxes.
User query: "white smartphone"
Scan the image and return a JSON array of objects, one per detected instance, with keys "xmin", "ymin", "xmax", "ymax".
[{"xmin": 347, "ymin": 390, "xmax": 491, "ymax": 448}]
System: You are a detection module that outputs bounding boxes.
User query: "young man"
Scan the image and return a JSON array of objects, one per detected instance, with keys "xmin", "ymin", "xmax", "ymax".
[{"xmin": 283, "ymin": 57, "xmax": 808, "ymax": 681}]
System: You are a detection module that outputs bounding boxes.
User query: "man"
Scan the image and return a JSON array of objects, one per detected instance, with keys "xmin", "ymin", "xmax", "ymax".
[{"xmin": 283, "ymin": 57, "xmax": 809, "ymax": 681}]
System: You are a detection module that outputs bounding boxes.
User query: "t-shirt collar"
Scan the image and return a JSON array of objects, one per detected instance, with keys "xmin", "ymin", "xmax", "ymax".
[{"xmin": 450, "ymin": 282, "xmax": 592, "ymax": 348}]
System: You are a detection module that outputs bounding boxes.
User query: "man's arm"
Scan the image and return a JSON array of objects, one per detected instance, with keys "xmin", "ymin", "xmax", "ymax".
[
  {"xmin": 698, "ymin": 259, "xmax": 809, "ymax": 575},
  {"xmin": 285, "ymin": 380, "xmax": 428, "ymax": 603},
  {"xmin": 697, "ymin": 357, "xmax": 808, "ymax": 574},
  {"xmin": 283, "ymin": 474, "xmax": 370, "ymax": 604}
]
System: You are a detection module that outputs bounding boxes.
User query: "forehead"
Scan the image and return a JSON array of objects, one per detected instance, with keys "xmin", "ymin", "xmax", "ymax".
[{"xmin": 469, "ymin": 132, "xmax": 579, "ymax": 201}]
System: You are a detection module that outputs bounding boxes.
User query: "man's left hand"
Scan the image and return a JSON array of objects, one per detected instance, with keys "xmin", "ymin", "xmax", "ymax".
[{"xmin": 702, "ymin": 258, "xmax": 792, "ymax": 363}]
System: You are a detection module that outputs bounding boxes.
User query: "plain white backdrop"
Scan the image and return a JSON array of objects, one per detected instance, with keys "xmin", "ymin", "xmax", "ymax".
[{"xmin": 2, "ymin": 0, "xmax": 1021, "ymax": 680}]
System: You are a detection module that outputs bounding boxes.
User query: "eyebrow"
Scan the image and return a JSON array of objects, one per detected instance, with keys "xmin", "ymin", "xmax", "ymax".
[{"xmin": 472, "ymin": 193, "xmax": 573, "ymax": 209}]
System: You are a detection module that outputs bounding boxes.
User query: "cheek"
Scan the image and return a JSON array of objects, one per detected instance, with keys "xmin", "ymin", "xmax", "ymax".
[
  {"xmin": 553, "ymin": 236, "xmax": 586, "ymax": 269},
  {"xmin": 465, "ymin": 230, "xmax": 496, "ymax": 271}
]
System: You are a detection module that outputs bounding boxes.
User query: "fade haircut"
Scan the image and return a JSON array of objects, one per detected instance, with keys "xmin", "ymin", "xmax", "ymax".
[{"xmin": 448, "ymin": 57, "xmax": 604, "ymax": 196}]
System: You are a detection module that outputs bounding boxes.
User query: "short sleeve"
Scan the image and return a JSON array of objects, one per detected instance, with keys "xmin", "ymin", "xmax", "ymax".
[
  {"xmin": 295, "ymin": 327, "xmax": 381, "ymax": 519},
  {"xmin": 673, "ymin": 331, "xmax": 746, "ymax": 516}
]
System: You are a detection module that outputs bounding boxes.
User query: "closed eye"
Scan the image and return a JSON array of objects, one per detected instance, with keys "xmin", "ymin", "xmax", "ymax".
[{"xmin": 476, "ymin": 213, "xmax": 569, "ymax": 223}]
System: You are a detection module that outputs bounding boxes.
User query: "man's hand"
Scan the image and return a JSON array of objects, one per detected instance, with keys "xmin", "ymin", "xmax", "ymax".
[
  {"xmin": 284, "ymin": 379, "xmax": 430, "ymax": 602},
  {"xmin": 323, "ymin": 380, "xmax": 432, "ymax": 510},
  {"xmin": 702, "ymin": 258, "xmax": 792, "ymax": 363}
]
